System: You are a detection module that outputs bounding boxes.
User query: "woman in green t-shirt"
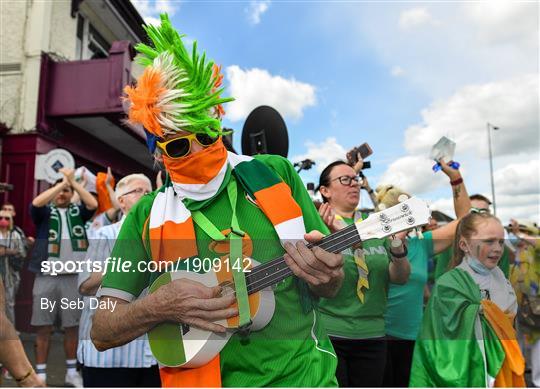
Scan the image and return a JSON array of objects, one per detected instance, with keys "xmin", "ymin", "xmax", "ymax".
[{"xmin": 317, "ymin": 161, "xmax": 410, "ymax": 387}]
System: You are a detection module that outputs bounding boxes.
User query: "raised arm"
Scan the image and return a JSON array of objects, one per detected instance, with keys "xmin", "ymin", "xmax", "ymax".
[
  {"xmin": 31, "ymin": 180, "xmax": 67, "ymax": 207},
  {"xmin": 439, "ymin": 158, "xmax": 471, "ymax": 218},
  {"xmin": 361, "ymin": 176, "xmax": 379, "ymax": 208},
  {"xmin": 105, "ymin": 167, "xmax": 121, "ymax": 221},
  {"xmin": 431, "ymin": 159, "xmax": 472, "ymax": 254}
]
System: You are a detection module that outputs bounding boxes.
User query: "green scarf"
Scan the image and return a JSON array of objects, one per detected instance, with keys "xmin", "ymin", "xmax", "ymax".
[{"xmin": 48, "ymin": 204, "xmax": 88, "ymax": 258}]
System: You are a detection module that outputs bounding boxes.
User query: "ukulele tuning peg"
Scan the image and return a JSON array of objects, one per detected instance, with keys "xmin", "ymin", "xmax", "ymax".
[{"xmin": 398, "ymin": 194, "xmax": 409, "ymax": 203}]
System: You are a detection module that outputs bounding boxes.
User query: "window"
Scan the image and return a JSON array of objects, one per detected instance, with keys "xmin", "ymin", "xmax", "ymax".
[{"xmin": 75, "ymin": 14, "xmax": 111, "ymax": 60}]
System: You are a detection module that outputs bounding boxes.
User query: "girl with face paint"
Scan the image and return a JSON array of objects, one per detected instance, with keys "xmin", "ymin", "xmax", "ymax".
[
  {"xmin": 452, "ymin": 212, "xmax": 517, "ymax": 312},
  {"xmin": 409, "ymin": 212, "xmax": 525, "ymax": 387}
]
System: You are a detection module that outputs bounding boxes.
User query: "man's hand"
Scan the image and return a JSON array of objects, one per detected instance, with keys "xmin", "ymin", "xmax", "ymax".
[
  {"xmin": 152, "ymin": 278, "xmax": 238, "ymax": 333},
  {"xmin": 105, "ymin": 167, "xmax": 114, "ymax": 187},
  {"xmin": 283, "ymin": 231, "xmax": 344, "ymax": 298},
  {"xmin": 318, "ymin": 203, "xmax": 347, "ymax": 233}
]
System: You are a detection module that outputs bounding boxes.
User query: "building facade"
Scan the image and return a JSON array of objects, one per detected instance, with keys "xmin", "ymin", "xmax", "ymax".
[{"xmin": 0, "ymin": 0, "xmax": 153, "ymax": 330}]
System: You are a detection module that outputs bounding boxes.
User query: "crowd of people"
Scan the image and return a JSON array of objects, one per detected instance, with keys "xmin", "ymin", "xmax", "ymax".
[{"xmin": 0, "ymin": 12, "xmax": 539, "ymax": 388}]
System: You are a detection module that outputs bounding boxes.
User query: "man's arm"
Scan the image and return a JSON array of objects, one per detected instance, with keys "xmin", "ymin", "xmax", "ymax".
[
  {"xmin": 0, "ymin": 280, "xmax": 44, "ymax": 387},
  {"xmin": 31, "ymin": 181, "xmax": 66, "ymax": 207},
  {"xmin": 92, "ymin": 280, "xmax": 237, "ymax": 351},
  {"xmin": 79, "ymin": 272, "xmax": 103, "ymax": 296}
]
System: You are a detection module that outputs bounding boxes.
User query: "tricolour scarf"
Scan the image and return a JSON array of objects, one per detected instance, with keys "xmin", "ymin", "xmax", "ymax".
[
  {"xmin": 145, "ymin": 151, "xmax": 307, "ymax": 387},
  {"xmin": 48, "ymin": 204, "xmax": 88, "ymax": 258}
]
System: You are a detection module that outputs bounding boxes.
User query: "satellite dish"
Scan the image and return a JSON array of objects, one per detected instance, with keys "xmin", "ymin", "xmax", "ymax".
[{"xmin": 241, "ymin": 106, "xmax": 288, "ymax": 157}]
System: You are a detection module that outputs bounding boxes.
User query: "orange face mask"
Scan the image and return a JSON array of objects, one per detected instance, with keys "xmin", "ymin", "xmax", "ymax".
[{"xmin": 162, "ymin": 137, "xmax": 228, "ymax": 185}]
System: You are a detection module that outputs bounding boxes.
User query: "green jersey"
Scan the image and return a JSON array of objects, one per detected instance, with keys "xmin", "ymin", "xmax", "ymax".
[
  {"xmin": 318, "ymin": 216, "xmax": 391, "ymax": 339},
  {"xmin": 101, "ymin": 155, "xmax": 338, "ymax": 387}
]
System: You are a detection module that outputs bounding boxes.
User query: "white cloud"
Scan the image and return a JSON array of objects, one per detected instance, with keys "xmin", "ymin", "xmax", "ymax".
[
  {"xmin": 246, "ymin": 0, "xmax": 271, "ymax": 25},
  {"xmin": 424, "ymin": 192, "xmax": 539, "ymax": 225},
  {"xmin": 391, "ymin": 66, "xmax": 404, "ymax": 77},
  {"xmin": 131, "ymin": 0, "xmax": 179, "ymax": 24},
  {"xmin": 320, "ymin": 3, "xmax": 538, "ymax": 97},
  {"xmin": 494, "ymin": 194, "xmax": 539, "ymax": 223},
  {"xmin": 290, "ymin": 137, "xmax": 347, "ymax": 173},
  {"xmin": 378, "ymin": 155, "xmax": 449, "ymax": 195},
  {"xmin": 155, "ymin": 0, "xmax": 178, "ymax": 14},
  {"xmin": 495, "ymin": 160, "xmax": 539, "ymax": 196},
  {"xmin": 461, "ymin": 1, "xmax": 538, "ymax": 50},
  {"xmin": 399, "ymin": 7, "xmax": 438, "ymax": 29},
  {"xmin": 144, "ymin": 16, "xmax": 161, "ymax": 26},
  {"xmin": 225, "ymin": 65, "xmax": 316, "ymax": 122},
  {"xmin": 428, "ymin": 197, "xmax": 456, "ymax": 219},
  {"xmin": 403, "ymin": 74, "xmax": 539, "ymax": 157}
]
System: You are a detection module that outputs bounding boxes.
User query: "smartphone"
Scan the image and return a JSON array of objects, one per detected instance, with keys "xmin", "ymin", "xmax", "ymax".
[
  {"xmin": 358, "ymin": 143, "xmax": 373, "ymax": 159},
  {"xmin": 349, "ymin": 142, "xmax": 373, "ymax": 164}
]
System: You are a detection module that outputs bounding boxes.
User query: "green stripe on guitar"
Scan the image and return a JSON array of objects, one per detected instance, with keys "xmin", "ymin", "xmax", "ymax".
[{"xmin": 148, "ymin": 272, "xmax": 187, "ymax": 366}]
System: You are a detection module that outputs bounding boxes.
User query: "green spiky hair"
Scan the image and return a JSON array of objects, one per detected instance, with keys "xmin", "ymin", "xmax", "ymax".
[{"xmin": 129, "ymin": 13, "xmax": 234, "ymax": 137}]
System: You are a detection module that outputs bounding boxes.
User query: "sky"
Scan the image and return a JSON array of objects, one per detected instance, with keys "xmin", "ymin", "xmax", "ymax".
[{"xmin": 131, "ymin": 0, "xmax": 539, "ymax": 224}]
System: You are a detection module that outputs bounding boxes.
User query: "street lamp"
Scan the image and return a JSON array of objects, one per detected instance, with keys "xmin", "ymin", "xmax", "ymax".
[{"xmin": 487, "ymin": 122, "xmax": 499, "ymax": 215}]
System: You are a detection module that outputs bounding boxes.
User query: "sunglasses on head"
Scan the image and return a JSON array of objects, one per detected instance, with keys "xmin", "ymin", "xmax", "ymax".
[
  {"xmin": 470, "ymin": 207, "xmax": 490, "ymax": 214},
  {"xmin": 156, "ymin": 133, "xmax": 219, "ymax": 159}
]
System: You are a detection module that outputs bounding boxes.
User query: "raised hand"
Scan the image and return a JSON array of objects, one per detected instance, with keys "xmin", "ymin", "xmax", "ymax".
[
  {"xmin": 438, "ymin": 158, "xmax": 461, "ymax": 181},
  {"xmin": 318, "ymin": 203, "xmax": 347, "ymax": 233}
]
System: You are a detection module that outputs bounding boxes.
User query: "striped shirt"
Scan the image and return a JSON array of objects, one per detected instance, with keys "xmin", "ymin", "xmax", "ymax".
[{"xmin": 77, "ymin": 217, "xmax": 156, "ymax": 368}]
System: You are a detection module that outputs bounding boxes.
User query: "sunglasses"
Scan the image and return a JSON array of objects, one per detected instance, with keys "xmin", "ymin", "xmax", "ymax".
[
  {"xmin": 0, "ymin": 216, "xmax": 11, "ymax": 221},
  {"xmin": 470, "ymin": 207, "xmax": 490, "ymax": 214},
  {"xmin": 156, "ymin": 133, "xmax": 219, "ymax": 159}
]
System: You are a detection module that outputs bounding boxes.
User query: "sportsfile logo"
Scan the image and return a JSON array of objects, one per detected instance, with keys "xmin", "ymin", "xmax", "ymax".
[{"xmin": 41, "ymin": 256, "xmax": 253, "ymax": 276}]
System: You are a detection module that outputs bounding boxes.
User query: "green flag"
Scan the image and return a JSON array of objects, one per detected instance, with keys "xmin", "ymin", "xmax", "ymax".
[{"xmin": 410, "ymin": 268, "xmax": 505, "ymax": 387}]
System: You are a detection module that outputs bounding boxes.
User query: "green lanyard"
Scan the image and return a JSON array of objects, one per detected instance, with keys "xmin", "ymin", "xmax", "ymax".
[{"xmin": 191, "ymin": 176, "xmax": 252, "ymax": 330}]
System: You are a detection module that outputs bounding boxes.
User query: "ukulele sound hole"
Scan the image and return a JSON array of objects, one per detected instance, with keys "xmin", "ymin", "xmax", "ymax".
[
  {"xmin": 219, "ymin": 281, "xmax": 236, "ymax": 298},
  {"xmin": 182, "ymin": 323, "xmax": 190, "ymax": 335}
]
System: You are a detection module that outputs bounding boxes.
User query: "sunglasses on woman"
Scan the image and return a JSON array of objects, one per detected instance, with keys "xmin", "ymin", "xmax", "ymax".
[{"xmin": 156, "ymin": 133, "xmax": 219, "ymax": 159}]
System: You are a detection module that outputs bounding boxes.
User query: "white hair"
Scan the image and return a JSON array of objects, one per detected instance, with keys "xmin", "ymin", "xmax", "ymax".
[{"xmin": 115, "ymin": 174, "xmax": 152, "ymax": 199}]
